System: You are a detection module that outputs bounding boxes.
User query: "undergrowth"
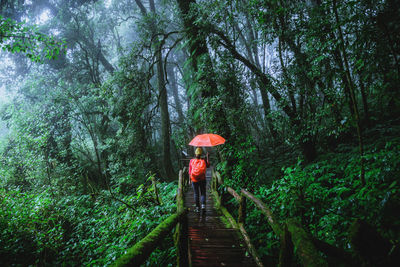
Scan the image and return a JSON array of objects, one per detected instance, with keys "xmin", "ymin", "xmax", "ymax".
[
  {"xmin": 223, "ymin": 130, "xmax": 400, "ymax": 265},
  {"xmin": 0, "ymin": 181, "xmax": 178, "ymax": 266}
]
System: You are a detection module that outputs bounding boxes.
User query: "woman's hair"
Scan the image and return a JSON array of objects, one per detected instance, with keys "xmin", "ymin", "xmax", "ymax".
[{"xmin": 195, "ymin": 147, "xmax": 203, "ymax": 156}]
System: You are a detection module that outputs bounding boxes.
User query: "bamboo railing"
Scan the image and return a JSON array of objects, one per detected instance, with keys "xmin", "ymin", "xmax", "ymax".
[
  {"xmin": 112, "ymin": 168, "xmax": 189, "ymax": 267},
  {"xmin": 211, "ymin": 170, "xmax": 328, "ymax": 267}
]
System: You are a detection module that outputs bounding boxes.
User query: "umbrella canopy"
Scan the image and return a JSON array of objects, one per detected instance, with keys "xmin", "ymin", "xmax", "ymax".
[{"xmin": 189, "ymin": 134, "xmax": 226, "ymax": 147}]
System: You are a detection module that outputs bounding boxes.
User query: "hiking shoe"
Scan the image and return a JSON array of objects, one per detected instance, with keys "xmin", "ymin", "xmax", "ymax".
[{"xmin": 201, "ymin": 204, "xmax": 206, "ymax": 210}]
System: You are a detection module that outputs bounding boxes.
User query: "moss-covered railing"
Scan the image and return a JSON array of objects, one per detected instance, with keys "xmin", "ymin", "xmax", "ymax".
[
  {"xmin": 211, "ymin": 170, "xmax": 328, "ymax": 267},
  {"xmin": 112, "ymin": 168, "xmax": 189, "ymax": 267},
  {"xmin": 175, "ymin": 168, "xmax": 190, "ymax": 267},
  {"xmin": 212, "ymin": 170, "xmax": 397, "ymax": 266}
]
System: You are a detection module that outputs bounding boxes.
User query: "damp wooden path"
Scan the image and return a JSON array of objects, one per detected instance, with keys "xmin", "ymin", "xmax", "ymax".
[{"xmin": 185, "ymin": 169, "xmax": 257, "ymax": 266}]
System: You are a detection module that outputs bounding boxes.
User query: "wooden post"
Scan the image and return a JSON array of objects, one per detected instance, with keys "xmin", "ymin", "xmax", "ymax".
[
  {"xmin": 278, "ymin": 224, "xmax": 293, "ymax": 267},
  {"xmin": 226, "ymin": 187, "xmax": 246, "ymax": 224},
  {"xmin": 175, "ymin": 216, "xmax": 188, "ymax": 267},
  {"xmin": 216, "ymin": 171, "xmax": 224, "ymax": 185},
  {"xmin": 175, "ymin": 169, "xmax": 188, "ymax": 266},
  {"xmin": 151, "ymin": 176, "xmax": 161, "ymax": 205},
  {"xmin": 216, "ymin": 172, "xmax": 224, "ymax": 205},
  {"xmin": 238, "ymin": 194, "xmax": 246, "ymax": 225},
  {"xmin": 212, "ymin": 168, "xmax": 217, "ymax": 192},
  {"xmin": 286, "ymin": 218, "xmax": 328, "ymax": 267},
  {"xmin": 177, "ymin": 170, "xmax": 184, "ymax": 212},
  {"xmin": 182, "ymin": 167, "xmax": 188, "ymax": 187},
  {"xmin": 211, "ymin": 169, "xmax": 216, "ymax": 192}
]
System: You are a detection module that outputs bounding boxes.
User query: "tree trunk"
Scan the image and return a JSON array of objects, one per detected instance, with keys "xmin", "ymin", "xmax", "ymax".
[
  {"xmin": 333, "ymin": 0, "xmax": 365, "ymax": 185},
  {"xmin": 175, "ymin": 0, "xmax": 232, "ymax": 140},
  {"xmin": 210, "ymin": 27, "xmax": 296, "ymax": 120},
  {"xmin": 241, "ymin": 15, "xmax": 279, "ymax": 140},
  {"xmin": 358, "ymin": 75, "xmax": 370, "ymax": 124},
  {"xmin": 133, "ymin": 0, "xmax": 176, "ymax": 180},
  {"xmin": 167, "ymin": 63, "xmax": 184, "ymax": 125},
  {"xmin": 278, "ymin": 28, "xmax": 296, "ymax": 114},
  {"xmin": 234, "ymin": 19, "xmax": 276, "ymax": 139},
  {"xmin": 157, "ymin": 46, "xmax": 176, "ymax": 179}
]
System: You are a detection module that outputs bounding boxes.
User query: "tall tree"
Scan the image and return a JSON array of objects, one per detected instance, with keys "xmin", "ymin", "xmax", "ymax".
[
  {"xmin": 132, "ymin": 0, "xmax": 176, "ymax": 179},
  {"xmin": 175, "ymin": 0, "xmax": 232, "ymax": 139}
]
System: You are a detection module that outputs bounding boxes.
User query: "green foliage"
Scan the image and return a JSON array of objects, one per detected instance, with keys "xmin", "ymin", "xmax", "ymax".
[
  {"xmin": 1, "ymin": 0, "xmax": 400, "ymax": 265},
  {"xmin": 0, "ymin": 16, "xmax": 66, "ymax": 62},
  {"xmin": 217, "ymin": 136, "xmax": 260, "ymax": 190},
  {"xmin": 112, "ymin": 211, "xmax": 182, "ymax": 267},
  {"xmin": 241, "ymin": 137, "xmax": 400, "ymax": 262},
  {"xmin": 0, "ymin": 182, "xmax": 178, "ymax": 266}
]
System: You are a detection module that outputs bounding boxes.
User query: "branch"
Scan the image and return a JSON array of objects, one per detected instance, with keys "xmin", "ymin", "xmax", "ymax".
[
  {"xmin": 163, "ymin": 36, "xmax": 185, "ymax": 85},
  {"xmin": 208, "ymin": 26, "xmax": 296, "ymax": 120},
  {"xmin": 134, "ymin": 0, "xmax": 148, "ymax": 15}
]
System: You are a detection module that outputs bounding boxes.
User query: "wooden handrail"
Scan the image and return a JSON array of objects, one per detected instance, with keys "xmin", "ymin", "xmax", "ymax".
[
  {"xmin": 240, "ymin": 189, "xmax": 327, "ymax": 266},
  {"xmin": 227, "ymin": 186, "xmax": 241, "ymax": 201},
  {"xmin": 241, "ymin": 189, "xmax": 282, "ymax": 237},
  {"xmin": 211, "ymin": 174, "xmax": 264, "ymax": 267},
  {"xmin": 112, "ymin": 209, "xmax": 187, "ymax": 267},
  {"xmin": 175, "ymin": 168, "xmax": 189, "ymax": 267},
  {"xmin": 112, "ymin": 169, "xmax": 190, "ymax": 267},
  {"xmin": 212, "ymin": 171, "xmax": 328, "ymax": 267}
]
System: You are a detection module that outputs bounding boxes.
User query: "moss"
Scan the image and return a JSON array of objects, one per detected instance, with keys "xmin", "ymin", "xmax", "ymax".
[
  {"xmin": 219, "ymin": 214, "xmax": 232, "ymax": 228},
  {"xmin": 211, "ymin": 190, "xmax": 220, "ymax": 206},
  {"xmin": 210, "ymin": 190, "xmax": 232, "ymax": 227},
  {"xmin": 219, "ymin": 205, "xmax": 239, "ymax": 229},
  {"xmin": 212, "ymin": 183, "xmax": 263, "ymax": 266},
  {"xmin": 287, "ymin": 218, "xmax": 328, "ymax": 267},
  {"xmin": 112, "ymin": 209, "xmax": 186, "ymax": 267},
  {"xmin": 175, "ymin": 220, "xmax": 189, "ymax": 267}
]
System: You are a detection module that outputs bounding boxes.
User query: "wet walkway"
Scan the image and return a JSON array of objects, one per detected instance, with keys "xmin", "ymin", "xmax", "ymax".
[{"xmin": 185, "ymin": 169, "xmax": 257, "ymax": 266}]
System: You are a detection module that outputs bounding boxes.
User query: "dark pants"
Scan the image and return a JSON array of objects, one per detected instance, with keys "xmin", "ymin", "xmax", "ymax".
[{"xmin": 192, "ymin": 179, "xmax": 206, "ymax": 207}]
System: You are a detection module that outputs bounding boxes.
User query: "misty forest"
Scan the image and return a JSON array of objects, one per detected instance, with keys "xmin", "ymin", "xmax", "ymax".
[{"xmin": 1, "ymin": 0, "xmax": 400, "ymax": 266}]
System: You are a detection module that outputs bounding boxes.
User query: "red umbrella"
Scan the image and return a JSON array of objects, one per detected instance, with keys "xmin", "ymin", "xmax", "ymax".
[{"xmin": 189, "ymin": 133, "xmax": 226, "ymax": 147}]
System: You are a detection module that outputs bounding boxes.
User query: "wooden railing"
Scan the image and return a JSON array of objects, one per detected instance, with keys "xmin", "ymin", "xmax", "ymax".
[
  {"xmin": 111, "ymin": 166, "xmax": 380, "ymax": 266},
  {"xmin": 211, "ymin": 170, "xmax": 328, "ymax": 267},
  {"xmin": 112, "ymin": 168, "xmax": 189, "ymax": 267},
  {"xmin": 174, "ymin": 168, "xmax": 190, "ymax": 267}
]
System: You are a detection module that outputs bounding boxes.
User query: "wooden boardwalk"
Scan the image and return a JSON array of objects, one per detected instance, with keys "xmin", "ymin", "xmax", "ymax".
[{"xmin": 185, "ymin": 169, "xmax": 257, "ymax": 266}]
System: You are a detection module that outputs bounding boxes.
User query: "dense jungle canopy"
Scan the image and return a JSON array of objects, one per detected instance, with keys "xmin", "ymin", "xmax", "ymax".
[{"xmin": 0, "ymin": 0, "xmax": 399, "ymax": 266}]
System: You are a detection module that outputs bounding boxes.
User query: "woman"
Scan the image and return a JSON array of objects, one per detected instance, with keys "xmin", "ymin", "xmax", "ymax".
[{"xmin": 189, "ymin": 147, "xmax": 210, "ymax": 212}]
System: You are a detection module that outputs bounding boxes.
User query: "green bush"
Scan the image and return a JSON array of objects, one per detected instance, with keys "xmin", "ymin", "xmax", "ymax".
[
  {"xmin": 241, "ymin": 139, "xmax": 400, "ymax": 261},
  {"xmin": 0, "ymin": 182, "xmax": 178, "ymax": 266}
]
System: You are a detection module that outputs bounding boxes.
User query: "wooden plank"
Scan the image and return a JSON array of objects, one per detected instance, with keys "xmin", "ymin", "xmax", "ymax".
[{"xmin": 184, "ymin": 169, "xmax": 257, "ymax": 267}]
